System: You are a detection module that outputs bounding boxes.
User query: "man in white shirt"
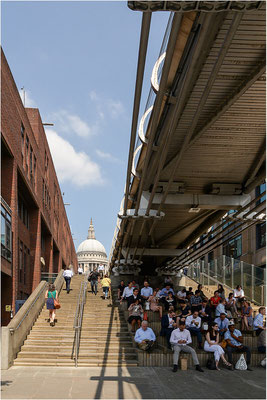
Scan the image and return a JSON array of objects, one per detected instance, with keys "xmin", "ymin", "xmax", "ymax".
[
  {"xmin": 78, "ymin": 266, "xmax": 83, "ymax": 275},
  {"xmin": 170, "ymin": 320, "xmax": 204, "ymax": 372},
  {"xmin": 120, "ymin": 282, "xmax": 133, "ymax": 304},
  {"xmin": 63, "ymin": 267, "xmax": 74, "ymax": 294},
  {"xmin": 177, "ymin": 288, "xmax": 187, "ymax": 303},
  {"xmin": 185, "ymin": 311, "xmax": 203, "ymax": 349}
]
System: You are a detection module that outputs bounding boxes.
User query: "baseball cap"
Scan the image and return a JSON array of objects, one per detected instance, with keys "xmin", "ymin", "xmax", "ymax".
[{"xmin": 228, "ymin": 320, "xmax": 235, "ymax": 326}]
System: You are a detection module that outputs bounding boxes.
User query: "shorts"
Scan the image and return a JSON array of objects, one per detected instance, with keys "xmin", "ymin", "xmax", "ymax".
[
  {"xmin": 46, "ymin": 298, "xmax": 55, "ymax": 310},
  {"xmin": 128, "ymin": 315, "xmax": 142, "ymax": 323}
]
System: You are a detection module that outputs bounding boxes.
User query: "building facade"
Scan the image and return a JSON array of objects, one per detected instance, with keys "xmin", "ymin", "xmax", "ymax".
[
  {"xmin": 77, "ymin": 219, "xmax": 108, "ymax": 274},
  {"xmin": 1, "ymin": 49, "xmax": 78, "ymax": 325}
]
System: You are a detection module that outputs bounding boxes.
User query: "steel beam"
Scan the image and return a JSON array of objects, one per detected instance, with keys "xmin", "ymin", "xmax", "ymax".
[{"xmin": 121, "ymin": 248, "xmax": 185, "ymax": 257}]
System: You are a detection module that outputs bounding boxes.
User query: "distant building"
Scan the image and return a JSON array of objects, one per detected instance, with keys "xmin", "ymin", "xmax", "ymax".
[
  {"xmin": 77, "ymin": 219, "xmax": 108, "ymax": 275},
  {"xmin": 1, "ymin": 49, "xmax": 77, "ymax": 325}
]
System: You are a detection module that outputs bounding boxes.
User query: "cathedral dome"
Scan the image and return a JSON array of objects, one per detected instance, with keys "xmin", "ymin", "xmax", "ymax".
[{"xmin": 77, "ymin": 238, "xmax": 106, "ymax": 255}]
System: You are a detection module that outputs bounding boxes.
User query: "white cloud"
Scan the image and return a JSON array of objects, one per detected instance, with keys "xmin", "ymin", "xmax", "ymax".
[
  {"xmin": 46, "ymin": 129, "xmax": 104, "ymax": 187},
  {"xmin": 107, "ymin": 99, "xmax": 124, "ymax": 119},
  {"xmin": 51, "ymin": 110, "xmax": 98, "ymax": 138},
  {"xmin": 96, "ymin": 149, "xmax": 122, "ymax": 164},
  {"xmin": 89, "ymin": 90, "xmax": 125, "ymax": 120},
  {"xmin": 19, "ymin": 89, "xmax": 36, "ymax": 108}
]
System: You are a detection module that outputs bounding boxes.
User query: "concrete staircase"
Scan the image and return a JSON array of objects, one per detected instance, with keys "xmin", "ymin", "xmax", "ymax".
[{"xmin": 13, "ymin": 275, "xmax": 138, "ymax": 367}]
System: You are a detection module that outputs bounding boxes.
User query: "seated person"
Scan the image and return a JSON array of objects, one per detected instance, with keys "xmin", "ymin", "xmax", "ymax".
[
  {"xmin": 217, "ymin": 284, "xmax": 225, "ymax": 299},
  {"xmin": 132, "ymin": 280, "xmax": 139, "ymax": 290},
  {"xmin": 117, "ymin": 280, "xmax": 125, "ymax": 301},
  {"xmin": 160, "ymin": 306, "xmax": 177, "ymax": 349},
  {"xmin": 164, "ymin": 275, "xmax": 174, "ymax": 288},
  {"xmin": 199, "ymin": 299, "xmax": 212, "ymax": 323},
  {"xmin": 140, "ymin": 281, "xmax": 153, "ymax": 305},
  {"xmin": 233, "ymin": 285, "xmax": 245, "ymax": 304},
  {"xmin": 253, "ymin": 307, "xmax": 266, "ymax": 336},
  {"xmin": 186, "ymin": 287, "xmax": 194, "ymax": 300},
  {"xmin": 177, "ymin": 288, "xmax": 187, "ymax": 303},
  {"xmin": 210, "ymin": 291, "xmax": 220, "ymax": 312},
  {"xmin": 134, "ymin": 321, "xmax": 156, "ymax": 351},
  {"xmin": 170, "ymin": 320, "xmax": 204, "ymax": 373},
  {"xmin": 120, "ymin": 282, "xmax": 133, "ymax": 304},
  {"xmin": 204, "ymin": 322, "xmax": 232, "ymax": 370},
  {"xmin": 215, "ymin": 298, "xmax": 227, "ymax": 317},
  {"xmin": 155, "ymin": 287, "xmax": 161, "ymax": 299},
  {"xmin": 257, "ymin": 330, "xmax": 266, "ymax": 354},
  {"xmin": 185, "ymin": 311, "xmax": 202, "ymax": 349},
  {"xmin": 241, "ymin": 301, "xmax": 253, "ymax": 331},
  {"xmin": 148, "ymin": 290, "xmax": 163, "ymax": 319},
  {"xmin": 214, "ymin": 313, "xmax": 229, "ymax": 337},
  {"xmin": 226, "ymin": 293, "xmax": 238, "ymax": 318},
  {"xmin": 224, "ymin": 320, "xmax": 253, "ymax": 371},
  {"xmin": 159, "ymin": 285, "xmax": 174, "ymax": 300},
  {"xmin": 197, "ymin": 284, "xmax": 208, "ymax": 301},
  {"xmin": 128, "ymin": 299, "xmax": 143, "ymax": 333},
  {"xmin": 190, "ymin": 290, "xmax": 203, "ymax": 313},
  {"xmin": 177, "ymin": 301, "xmax": 191, "ymax": 321},
  {"xmin": 163, "ymin": 291, "xmax": 177, "ymax": 311},
  {"xmin": 127, "ymin": 288, "xmax": 142, "ymax": 308}
]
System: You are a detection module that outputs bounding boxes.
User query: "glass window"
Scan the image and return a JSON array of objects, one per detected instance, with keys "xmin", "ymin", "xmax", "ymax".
[
  {"xmin": 1, "ymin": 205, "xmax": 12, "ymax": 262},
  {"xmin": 19, "ymin": 241, "xmax": 23, "ymax": 283},
  {"xmin": 256, "ymin": 183, "xmax": 266, "ymax": 204},
  {"xmin": 21, "ymin": 124, "xmax": 25, "ymax": 154},
  {"xmin": 256, "ymin": 222, "xmax": 266, "ymax": 250},
  {"xmin": 223, "ymin": 234, "xmax": 242, "ymax": 259}
]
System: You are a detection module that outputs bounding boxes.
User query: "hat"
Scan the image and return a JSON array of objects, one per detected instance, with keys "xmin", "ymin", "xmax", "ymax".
[{"xmin": 228, "ymin": 320, "xmax": 235, "ymax": 326}]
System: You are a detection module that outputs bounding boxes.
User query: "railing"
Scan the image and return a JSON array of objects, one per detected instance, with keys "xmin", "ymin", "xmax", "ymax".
[
  {"xmin": 40, "ymin": 273, "xmax": 58, "ymax": 283},
  {"xmin": 72, "ymin": 274, "xmax": 88, "ymax": 367},
  {"xmin": 185, "ymin": 255, "xmax": 266, "ymax": 306}
]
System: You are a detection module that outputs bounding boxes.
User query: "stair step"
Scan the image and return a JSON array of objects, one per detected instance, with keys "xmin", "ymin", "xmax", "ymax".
[
  {"xmin": 13, "ymin": 359, "xmax": 138, "ymax": 367},
  {"xmin": 17, "ymin": 351, "xmax": 136, "ymax": 360}
]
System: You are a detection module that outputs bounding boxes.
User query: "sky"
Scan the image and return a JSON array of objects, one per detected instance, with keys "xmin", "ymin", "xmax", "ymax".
[{"xmin": 1, "ymin": 1, "xmax": 170, "ymax": 256}]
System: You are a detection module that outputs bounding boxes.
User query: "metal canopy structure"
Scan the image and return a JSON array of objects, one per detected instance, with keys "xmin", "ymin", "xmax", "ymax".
[{"xmin": 109, "ymin": 1, "xmax": 266, "ymax": 273}]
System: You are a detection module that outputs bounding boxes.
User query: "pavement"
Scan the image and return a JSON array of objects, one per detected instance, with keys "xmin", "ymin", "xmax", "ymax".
[{"xmin": 1, "ymin": 366, "xmax": 266, "ymax": 399}]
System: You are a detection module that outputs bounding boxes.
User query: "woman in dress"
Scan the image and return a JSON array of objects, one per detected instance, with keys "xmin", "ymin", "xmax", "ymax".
[
  {"xmin": 241, "ymin": 301, "xmax": 253, "ymax": 330},
  {"xmin": 148, "ymin": 290, "xmax": 163, "ymax": 318},
  {"xmin": 164, "ymin": 291, "xmax": 177, "ymax": 311},
  {"xmin": 45, "ymin": 284, "xmax": 58, "ymax": 326},
  {"xmin": 204, "ymin": 322, "xmax": 232, "ymax": 370},
  {"xmin": 226, "ymin": 292, "xmax": 238, "ymax": 317},
  {"xmin": 128, "ymin": 299, "xmax": 143, "ymax": 333}
]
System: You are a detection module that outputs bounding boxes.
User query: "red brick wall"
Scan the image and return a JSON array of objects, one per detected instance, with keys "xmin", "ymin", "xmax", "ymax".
[{"xmin": 1, "ymin": 49, "xmax": 77, "ymax": 324}]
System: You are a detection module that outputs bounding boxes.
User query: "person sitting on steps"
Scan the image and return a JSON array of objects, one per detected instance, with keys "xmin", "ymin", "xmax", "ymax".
[
  {"xmin": 160, "ymin": 306, "xmax": 177, "ymax": 349},
  {"xmin": 170, "ymin": 320, "xmax": 204, "ymax": 373},
  {"xmin": 128, "ymin": 299, "xmax": 143, "ymax": 333},
  {"xmin": 134, "ymin": 321, "xmax": 156, "ymax": 351},
  {"xmin": 127, "ymin": 288, "xmax": 142, "ymax": 308},
  {"xmin": 253, "ymin": 307, "xmax": 266, "ymax": 336},
  {"xmin": 148, "ymin": 290, "xmax": 163, "ymax": 319},
  {"xmin": 185, "ymin": 310, "xmax": 203, "ymax": 349},
  {"xmin": 204, "ymin": 322, "xmax": 233, "ymax": 370}
]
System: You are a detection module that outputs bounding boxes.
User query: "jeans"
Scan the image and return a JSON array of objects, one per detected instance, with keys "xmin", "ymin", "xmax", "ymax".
[
  {"xmin": 64, "ymin": 277, "xmax": 71, "ymax": 292},
  {"xmin": 172, "ymin": 344, "xmax": 199, "ymax": 365},
  {"xmin": 188, "ymin": 327, "xmax": 202, "ymax": 344},
  {"xmin": 102, "ymin": 286, "xmax": 109, "ymax": 298},
  {"xmin": 91, "ymin": 280, "xmax": 98, "ymax": 294},
  {"xmin": 226, "ymin": 345, "xmax": 251, "ymax": 364}
]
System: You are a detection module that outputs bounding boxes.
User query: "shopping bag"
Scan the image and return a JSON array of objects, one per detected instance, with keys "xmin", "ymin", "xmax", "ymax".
[{"xmin": 235, "ymin": 354, "xmax": 247, "ymax": 370}]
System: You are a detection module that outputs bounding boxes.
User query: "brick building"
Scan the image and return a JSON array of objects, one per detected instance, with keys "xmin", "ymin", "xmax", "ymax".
[{"xmin": 1, "ymin": 49, "xmax": 78, "ymax": 325}]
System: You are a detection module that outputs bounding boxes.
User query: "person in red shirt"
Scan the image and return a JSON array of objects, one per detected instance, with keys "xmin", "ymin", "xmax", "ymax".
[{"xmin": 210, "ymin": 291, "xmax": 220, "ymax": 313}]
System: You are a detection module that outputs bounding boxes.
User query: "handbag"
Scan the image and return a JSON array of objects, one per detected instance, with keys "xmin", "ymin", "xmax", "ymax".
[
  {"xmin": 235, "ymin": 354, "xmax": 247, "ymax": 370},
  {"xmin": 220, "ymin": 339, "xmax": 227, "ymax": 349},
  {"xmin": 206, "ymin": 358, "xmax": 216, "ymax": 370},
  {"xmin": 51, "ymin": 292, "xmax": 61, "ymax": 309}
]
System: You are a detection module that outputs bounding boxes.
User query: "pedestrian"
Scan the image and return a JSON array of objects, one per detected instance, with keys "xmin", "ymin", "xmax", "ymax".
[
  {"xmin": 88, "ymin": 267, "xmax": 100, "ymax": 295},
  {"xmin": 78, "ymin": 266, "xmax": 83, "ymax": 275},
  {"xmin": 45, "ymin": 284, "xmax": 58, "ymax": 326},
  {"xmin": 204, "ymin": 322, "xmax": 232, "ymax": 370},
  {"xmin": 101, "ymin": 274, "xmax": 111, "ymax": 299},
  {"xmin": 63, "ymin": 266, "xmax": 73, "ymax": 294}
]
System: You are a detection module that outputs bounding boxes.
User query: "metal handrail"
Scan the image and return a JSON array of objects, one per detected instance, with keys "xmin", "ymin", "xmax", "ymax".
[
  {"xmin": 10, "ymin": 283, "xmax": 48, "ymax": 332},
  {"xmin": 72, "ymin": 274, "xmax": 88, "ymax": 367}
]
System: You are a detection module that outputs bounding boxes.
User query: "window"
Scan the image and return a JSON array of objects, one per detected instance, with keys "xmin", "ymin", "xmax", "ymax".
[
  {"xmin": 256, "ymin": 222, "xmax": 266, "ymax": 250},
  {"xmin": 1, "ymin": 205, "xmax": 12, "ymax": 262},
  {"xmin": 208, "ymin": 251, "xmax": 214, "ymax": 263},
  {"xmin": 25, "ymin": 136, "xmax": 29, "ymax": 174},
  {"xmin": 18, "ymin": 196, "xmax": 29, "ymax": 229},
  {"xmin": 223, "ymin": 234, "xmax": 242, "ymax": 259},
  {"xmin": 256, "ymin": 183, "xmax": 266, "ymax": 205},
  {"xmin": 30, "ymin": 146, "xmax": 33, "ymax": 184},
  {"xmin": 19, "ymin": 241, "xmax": 23, "ymax": 283},
  {"xmin": 33, "ymin": 156, "xmax": 37, "ymax": 189}
]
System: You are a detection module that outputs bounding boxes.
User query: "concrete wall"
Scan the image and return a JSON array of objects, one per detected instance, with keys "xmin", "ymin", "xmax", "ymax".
[{"xmin": 1, "ymin": 270, "xmax": 64, "ymax": 369}]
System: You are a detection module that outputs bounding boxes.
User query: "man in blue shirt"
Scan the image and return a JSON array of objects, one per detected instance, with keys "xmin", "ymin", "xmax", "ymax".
[
  {"xmin": 224, "ymin": 321, "xmax": 252, "ymax": 371},
  {"xmin": 253, "ymin": 307, "xmax": 266, "ymax": 336},
  {"xmin": 159, "ymin": 285, "xmax": 174, "ymax": 299},
  {"xmin": 214, "ymin": 313, "xmax": 229, "ymax": 337},
  {"xmin": 140, "ymin": 281, "xmax": 153, "ymax": 304},
  {"xmin": 215, "ymin": 298, "xmax": 227, "ymax": 317},
  {"xmin": 134, "ymin": 321, "xmax": 156, "ymax": 351}
]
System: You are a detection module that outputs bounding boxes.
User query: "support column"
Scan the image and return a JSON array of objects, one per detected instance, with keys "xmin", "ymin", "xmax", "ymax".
[
  {"xmin": 31, "ymin": 210, "xmax": 41, "ymax": 290},
  {"xmin": 11, "ymin": 160, "xmax": 18, "ymax": 312}
]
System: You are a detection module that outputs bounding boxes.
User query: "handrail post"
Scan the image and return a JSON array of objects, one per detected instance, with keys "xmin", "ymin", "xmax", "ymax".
[
  {"xmin": 231, "ymin": 258, "xmax": 234, "ymax": 289},
  {"xmin": 214, "ymin": 259, "xmax": 218, "ymax": 279},
  {"xmin": 251, "ymin": 264, "xmax": 255, "ymax": 302},
  {"xmin": 222, "ymin": 255, "xmax": 226, "ymax": 285},
  {"xmin": 207, "ymin": 263, "xmax": 210, "ymax": 286},
  {"xmin": 240, "ymin": 261, "xmax": 244, "ymax": 288}
]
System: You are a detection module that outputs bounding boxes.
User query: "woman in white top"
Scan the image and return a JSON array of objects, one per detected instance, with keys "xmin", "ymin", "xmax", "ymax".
[
  {"xmin": 204, "ymin": 322, "xmax": 232, "ymax": 370},
  {"xmin": 233, "ymin": 285, "xmax": 245, "ymax": 302}
]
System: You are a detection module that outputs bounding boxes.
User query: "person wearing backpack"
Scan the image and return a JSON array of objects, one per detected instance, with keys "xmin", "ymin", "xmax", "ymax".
[
  {"xmin": 45, "ymin": 284, "xmax": 59, "ymax": 326},
  {"xmin": 88, "ymin": 267, "xmax": 100, "ymax": 295},
  {"xmin": 204, "ymin": 322, "xmax": 233, "ymax": 370},
  {"xmin": 224, "ymin": 320, "xmax": 253, "ymax": 371}
]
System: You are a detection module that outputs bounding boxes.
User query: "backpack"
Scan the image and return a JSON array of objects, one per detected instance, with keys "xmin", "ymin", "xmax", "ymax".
[{"xmin": 206, "ymin": 358, "xmax": 216, "ymax": 370}]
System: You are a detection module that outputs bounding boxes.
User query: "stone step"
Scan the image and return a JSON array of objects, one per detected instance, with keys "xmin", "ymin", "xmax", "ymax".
[
  {"xmin": 17, "ymin": 351, "xmax": 137, "ymax": 360},
  {"xmin": 13, "ymin": 359, "xmax": 138, "ymax": 367},
  {"xmin": 23, "ymin": 344, "xmax": 135, "ymax": 352}
]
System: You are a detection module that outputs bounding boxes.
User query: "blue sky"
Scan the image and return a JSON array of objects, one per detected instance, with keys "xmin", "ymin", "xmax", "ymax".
[{"xmin": 2, "ymin": 1, "xmax": 170, "ymax": 256}]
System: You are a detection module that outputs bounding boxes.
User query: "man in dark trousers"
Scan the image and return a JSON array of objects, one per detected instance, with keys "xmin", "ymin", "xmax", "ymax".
[
  {"xmin": 160, "ymin": 306, "xmax": 177, "ymax": 349},
  {"xmin": 88, "ymin": 268, "xmax": 100, "ymax": 295},
  {"xmin": 127, "ymin": 288, "xmax": 142, "ymax": 308}
]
